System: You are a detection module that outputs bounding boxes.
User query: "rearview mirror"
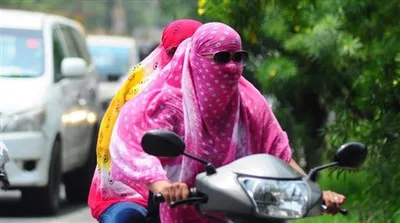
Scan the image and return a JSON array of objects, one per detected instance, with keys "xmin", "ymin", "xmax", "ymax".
[
  {"xmin": 141, "ymin": 130, "xmax": 185, "ymax": 157},
  {"xmin": 61, "ymin": 57, "xmax": 87, "ymax": 77},
  {"xmin": 334, "ymin": 142, "xmax": 367, "ymax": 169}
]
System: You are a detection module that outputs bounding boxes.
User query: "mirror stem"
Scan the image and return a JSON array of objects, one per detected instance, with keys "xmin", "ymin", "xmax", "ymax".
[
  {"xmin": 183, "ymin": 152, "xmax": 217, "ymax": 175},
  {"xmin": 183, "ymin": 152, "xmax": 208, "ymax": 164},
  {"xmin": 306, "ymin": 162, "xmax": 338, "ymax": 182}
]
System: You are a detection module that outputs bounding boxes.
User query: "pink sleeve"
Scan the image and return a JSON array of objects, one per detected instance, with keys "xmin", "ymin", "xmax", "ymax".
[
  {"xmin": 261, "ymin": 103, "xmax": 293, "ymax": 163},
  {"xmin": 109, "ymin": 93, "xmax": 182, "ymax": 186}
]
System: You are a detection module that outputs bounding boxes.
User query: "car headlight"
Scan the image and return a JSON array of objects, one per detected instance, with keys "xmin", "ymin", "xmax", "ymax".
[
  {"xmin": 0, "ymin": 108, "xmax": 46, "ymax": 133},
  {"xmin": 238, "ymin": 176, "xmax": 308, "ymax": 219}
]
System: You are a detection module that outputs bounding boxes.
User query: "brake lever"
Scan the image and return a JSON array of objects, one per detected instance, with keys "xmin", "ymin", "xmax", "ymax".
[
  {"xmin": 321, "ymin": 204, "xmax": 349, "ymax": 216},
  {"xmin": 153, "ymin": 187, "xmax": 200, "ymax": 204},
  {"xmin": 169, "ymin": 196, "xmax": 207, "ymax": 208}
]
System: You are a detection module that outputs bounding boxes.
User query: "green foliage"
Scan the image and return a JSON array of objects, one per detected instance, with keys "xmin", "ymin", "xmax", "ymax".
[
  {"xmin": 159, "ymin": 0, "xmax": 200, "ymax": 22},
  {"xmin": 1, "ymin": 0, "xmax": 69, "ymax": 11},
  {"xmin": 201, "ymin": 0, "xmax": 400, "ymax": 221},
  {"xmin": 1, "ymin": 0, "xmax": 199, "ymax": 34},
  {"xmin": 1, "ymin": 0, "xmax": 102, "ymax": 29}
]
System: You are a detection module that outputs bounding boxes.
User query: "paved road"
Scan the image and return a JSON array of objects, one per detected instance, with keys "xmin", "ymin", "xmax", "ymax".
[{"xmin": 0, "ymin": 187, "xmax": 96, "ymax": 223}]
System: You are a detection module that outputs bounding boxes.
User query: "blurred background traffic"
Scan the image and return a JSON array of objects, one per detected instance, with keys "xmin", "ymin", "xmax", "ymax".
[{"xmin": 0, "ymin": 0, "xmax": 399, "ymax": 222}]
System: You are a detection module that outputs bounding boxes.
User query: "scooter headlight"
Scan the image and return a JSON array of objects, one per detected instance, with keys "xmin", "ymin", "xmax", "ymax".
[{"xmin": 238, "ymin": 176, "xmax": 308, "ymax": 219}]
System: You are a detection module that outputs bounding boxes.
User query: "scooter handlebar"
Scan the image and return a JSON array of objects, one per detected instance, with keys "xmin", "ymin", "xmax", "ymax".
[
  {"xmin": 321, "ymin": 204, "xmax": 349, "ymax": 216},
  {"xmin": 153, "ymin": 187, "xmax": 198, "ymax": 204},
  {"xmin": 154, "ymin": 189, "xmax": 348, "ymax": 216}
]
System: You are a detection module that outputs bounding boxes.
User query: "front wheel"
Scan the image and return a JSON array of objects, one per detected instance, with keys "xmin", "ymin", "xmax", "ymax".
[{"xmin": 21, "ymin": 138, "xmax": 62, "ymax": 215}]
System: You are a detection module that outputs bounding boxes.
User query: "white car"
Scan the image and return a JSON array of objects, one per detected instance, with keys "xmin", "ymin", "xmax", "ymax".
[
  {"xmin": 0, "ymin": 141, "xmax": 10, "ymax": 190},
  {"xmin": 0, "ymin": 9, "xmax": 100, "ymax": 214},
  {"xmin": 87, "ymin": 35, "xmax": 139, "ymax": 114}
]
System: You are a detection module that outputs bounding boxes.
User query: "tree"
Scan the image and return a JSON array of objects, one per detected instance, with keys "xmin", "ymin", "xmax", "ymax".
[
  {"xmin": 158, "ymin": 0, "xmax": 201, "ymax": 26},
  {"xmin": 1, "ymin": 0, "xmax": 103, "ymax": 31},
  {"xmin": 200, "ymin": 0, "xmax": 400, "ymax": 220}
]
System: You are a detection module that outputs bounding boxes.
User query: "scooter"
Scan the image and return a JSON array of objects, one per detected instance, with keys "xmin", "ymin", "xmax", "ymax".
[{"xmin": 141, "ymin": 130, "xmax": 368, "ymax": 223}]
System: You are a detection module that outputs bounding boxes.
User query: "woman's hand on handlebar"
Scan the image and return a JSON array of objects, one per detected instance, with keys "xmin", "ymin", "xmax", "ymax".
[
  {"xmin": 148, "ymin": 181, "xmax": 189, "ymax": 203},
  {"xmin": 322, "ymin": 190, "xmax": 346, "ymax": 215}
]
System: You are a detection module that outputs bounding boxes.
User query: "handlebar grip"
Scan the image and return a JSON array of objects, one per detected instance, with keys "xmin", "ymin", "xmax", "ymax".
[
  {"xmin": 153, "ymin": 188, "xmax": 198, "ymax": 204},
  {"xmin": 153, "ymin": 192, "xmax": 165, "ymax": 203},
  {"xmin": 321, "ymin": 204, "xmax": 349, "ymax": 216}
]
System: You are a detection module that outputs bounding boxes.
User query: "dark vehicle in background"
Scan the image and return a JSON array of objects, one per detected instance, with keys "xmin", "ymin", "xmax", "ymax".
[{"xmin": 87, "ymin": 35, "xmax": 140, "ymax": 115}]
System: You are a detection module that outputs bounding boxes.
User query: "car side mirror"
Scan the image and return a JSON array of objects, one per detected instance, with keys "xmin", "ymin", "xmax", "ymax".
[{"xmin": 61, "ymin": 57, "xmax": 87, "ymax": 77}]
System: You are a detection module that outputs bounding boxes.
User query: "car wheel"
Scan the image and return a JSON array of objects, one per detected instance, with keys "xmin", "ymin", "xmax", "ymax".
[
  {"xmin": 21, "ymin": 138, "xmax": 61, "ymax": 215},
  {"xmin": 63, "ymin": 124, "xmax": 97, "ymax": 203}
]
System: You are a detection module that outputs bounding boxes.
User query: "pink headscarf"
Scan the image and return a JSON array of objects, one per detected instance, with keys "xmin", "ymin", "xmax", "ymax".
[
  {"xmin": 109, "ymin": 22, "xmax": 292, "ymax": 223},
  {"xmin": 160, "ymin": 19, "xmax": 203, "ymax": 67}
]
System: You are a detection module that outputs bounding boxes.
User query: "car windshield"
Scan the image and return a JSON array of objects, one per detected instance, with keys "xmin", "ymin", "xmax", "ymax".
[
  {"xmin": 0, "ymin": 28, "xmax": 44, "ymax": 77},
  {"xmin": 89, "ymin": 45, "xmax": 131, "ymax": 77}
]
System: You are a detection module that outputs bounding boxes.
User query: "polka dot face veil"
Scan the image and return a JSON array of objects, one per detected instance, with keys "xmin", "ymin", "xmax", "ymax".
[{"xmin": 189, "ymin": 23, "xmax": 243, "ymax": 119}]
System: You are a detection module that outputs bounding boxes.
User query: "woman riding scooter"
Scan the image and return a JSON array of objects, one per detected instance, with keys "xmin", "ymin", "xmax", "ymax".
[{"xmin": 106, "ymin": 22, "xmax": 346, "ymax": 223}]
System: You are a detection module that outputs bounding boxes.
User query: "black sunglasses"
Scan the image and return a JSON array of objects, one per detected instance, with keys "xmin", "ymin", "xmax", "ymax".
[{"xmin": 202, "ymin": 50, "xmax": 249, "ymax": 64}]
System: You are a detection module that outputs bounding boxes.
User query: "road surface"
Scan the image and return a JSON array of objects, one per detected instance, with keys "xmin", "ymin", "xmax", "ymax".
[{"xmin": 0, "ymin": 186, "xmax": 96, "ymax": 223}]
